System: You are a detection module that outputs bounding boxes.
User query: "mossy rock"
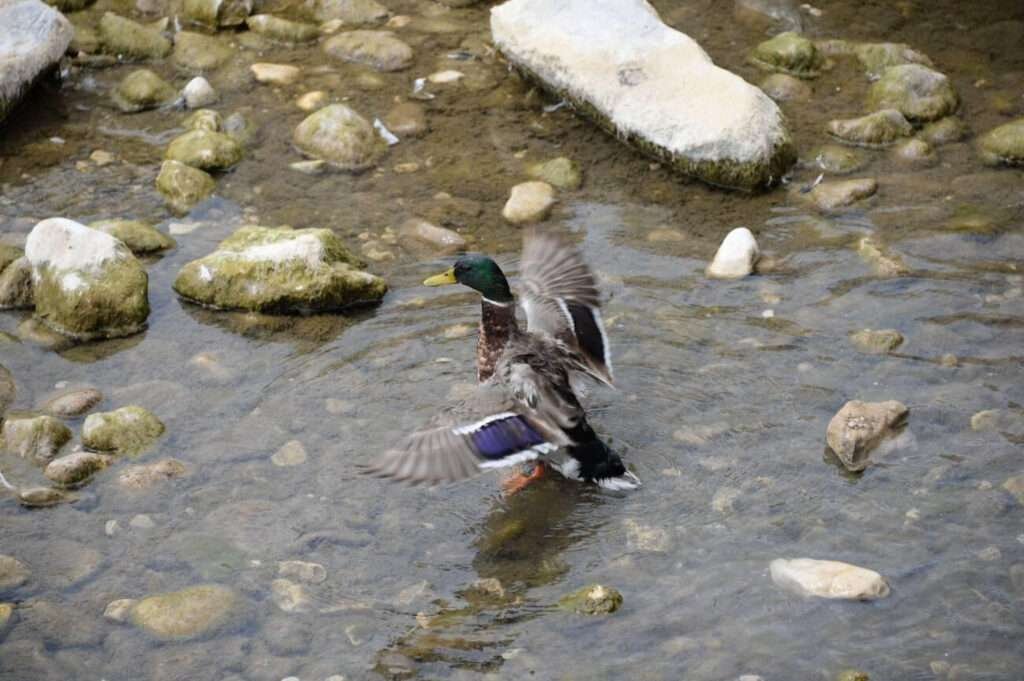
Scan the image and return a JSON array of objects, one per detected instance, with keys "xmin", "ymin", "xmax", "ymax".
[
  {"xmin": 183, "ymin": 109, "xmax": 223, "ymax": 133},
  {"xmin": 98, "ymin": 12, "xmax": 171, "ymax": 60},
  {"xmin": 246, "ymin": 14, "xmax": 319, "ymax": 43},
  {"xmin": 165, "ymin": 130, "xmax": 243, "ymax": 171},
  {"xmin": 322, "ymin": 30, "xmax": 414, "ymax": 72},
  {"xmin": 306, "ymin": 0, "xmax": 388, "ymax": 23},
  {"xmin": 89, "ymin": 220, "xmax": 175, "ymax": 255},
  {"xmin": 748, "ymin": 32, "xmax": 825, "ymax": 79},
  {"xmin": 976, "ymin": 118, "xmax": 1024, "ymax": 167},
  {"xmin": 526, "ymin": 157, "xmax": 582, "ymax": 190},
  {"xmin": 826, "ymin": 109, "xmax": 913, "ymax": 148},
  {"xmin": 808, "ymin": 145, "xmax": 869, "ymax": 174},
  {"xmin": 70, "ymin": 24, "xmax": 100, "ymax": 54},
  {"xmin": 82, "ymin": 405, "xmax": 165, "ymax": 454},
  {"xmin": 0, "ymin": 364, "xmax": 13, "ymax": 420},
  {"xmin": 919, "ymin": 116, "xmax": 968, "ymax": 146},
  {"xmin": 129, "ymin": 585, "xmax": 241, "ymax": 640},
  {"xmin": 292, "ymin": 104, "xmax": 386, "ymax": 170},
  {"xmin": 156, "ymin": 160, "xmax": 216, "ymax": 215},
  {"xmin": 853, "ymin": 42, "xmax": 932, "ymax": 80},
  {"xmin": 866, "ymin": 64, "xmax": 958, "ymax": 123},
  {"xmin": 558, "ymin": 584, "xmax": 623, "ymax": 615},
  {"xmin": 44, "ymin": 451, "xmax": 114, "ymax": 487},
  {"xmin": 2, "ymin": 414, "xmax": 72, "ymax": 463},
  {"xmin": 850, "ymin": 329, "xmax": 904, "ymax": 354},
  {"xmin": 111, "ymin": 69, "xmax": 176, "ymax": 113},
  {"xmin": 183, "ymin": 0, "xmax": 252, "ymax": 28},
  {"xmin": 172, "ymin": 31, "xmax": 233, "ymax": 72}
]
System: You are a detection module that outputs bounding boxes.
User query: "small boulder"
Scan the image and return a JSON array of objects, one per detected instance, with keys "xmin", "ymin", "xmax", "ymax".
[
  {"xmin": 271, "ymin": 440, "xmax": 306, "ymax": 466},
  {"xmin": 25, "ymin": 218, "xmax": 149, "ymax": 341},
  {"xmin": 706, "ymin": 227, "xmax": 759, "ymax": 279},
  {"xmin": 808, "ymin": 145, "xmax": 869, "ymax": 174},
  {"xmin": 0, "ymin": 257, "xmax": 34, "ymax": 310},
  {"xmin": 182, "ymin": 76, "xmax": 217, "ymax": 109},
  {"xmin": 558, "ymin": 584, "xmax": 623, "ymax": 615},
  {"xmin": 250, "ymin": 62, "xmax": 300, "ymax": 85},
  {"xmin": 103, "ymin": 598, "xmax": 137, "ymax": 623},
  {"xmin": 526, "ymin": 157, "xmax": 582, "ymax": 190},
  {"xmin": 0, "ymin": 0, "xmax": 73, "ymax": 123},
  {"xmin": 117, "ymin": 458, "xmax": 187, "ymax": 489},
  {"xmin": 971, "ymin": 409, "xmax": 1024, "ymax": 439},
  {"xmin": 919, "ymin": 117, "xmax": 968, "ymax": 146},
  {"xmin": 770, "ymin": 558, "xmax": 890, "ymax": 600},
  {"xmin": 183, "ymin": 0, "xmax": 252, "ymax": 28},
  {"xmin": 759, "ymin": 73, "xmax": 812, "ymax": 102},
  {"xmin": 130, "ymin": 585, "xmax": 241, "ymax": 640},
  {"xmin": 748, "ymin": 31, "xmax": 825, "ymax": 78},
  {"xmin": 307, "ymin": 0, "xmax": 388, "ymax": 23},
  {"xmin": 15, "ymin": 486, "xmax": 72, "ymax": 507},
  {"xmin": 399, "ymin": 219, "xmax": 465, "ymax": 253},
  {"xmin": 383, "ymin": 101, "xmax": 427, "ymax": 137},
  {"xmin": 173, "ymin": 225, "xmax": 387, "ymax": 312},
  {"xmin": 827, "ymin": 110, "xmax": 913, "ymax": 148},
  {"xmin": 322, "ymin": 30, "xmax": 413, "ymax": 72},
  {"xmin": 82, "ymin": 405, "xmax": 165, "ymax": 454},
  {"xmin": 0, "ymin": 555, "xmax": 30, "ymax": 590},
  {"xmin": 271, "ymin": 578, "xmax": 312, "ymax": 613},
  {"xmin": 849, "ymin": 329, "xmax": 903, "ymax": 355},
  {"xmin": 502, "ymin": 181, "xmax": 555, "ymax": 224},
  {"xmin": 1003, "ymin": 475, "xmax": 1024, "ymax": 505},
  {"xmin": 0, "ymin": 245, "xmax": 20, "ymax": 275},
  {"xmin": 976, "ymin": 118, "xmax": 1024, "ymax": 167},
  {"xmin": 111, "ymin": 69, "xmax": 175, "ymax": 113},
  {"xmin": 278, "ymin": 560, "xmax": 327, "ymax": 584},
  {"xmin": 98, "ymin": 12, "xmax": 171, "ymax": 60},
  {"xmin": 0, "ymin": 365, "xmax": 13, "ymax": 419},
  {"xmin": 891, "ymin": 138, "xmax": 937, "ymax": 166},
  {"xmin": 866, "ymin": 64, "xmax": 958, "ymax": 123},
  {"xmin": 857, "ymin": 237, "xmax": 909, "ymax": 277},
  {"xmin": 246, "ymin": 14, "xmax": 319, "ymax": 43},
  {"xmin": 156, "ymin": 160, "xmax": 216, "ymax": 215},
  {"xmin": 172, "ymin": 31, "xmax": 233, "ymax": 72},
  {"xmin": 165, "ymin": 129, "xmax": 243, "ymax": 171},
  {"xmin": 44, "ymin": 450, "xmax": 114, "ymax": 486},
  {"xmin": 295, "ymin": 90, "xmax": 328, "ymax": 111},
  {"xmin": 826, "ymin": 399, "xmax": 908, "ymax": 471},
  {"xmin": 853, "ymin": 42, "xmax": 932, "ymax": 81},
  {"xmin": 292, "ymin": 104, "xmax": 386, "ymax": 170},
  {"xmin": 2, "ymin": 414, "xmax": 71, "ymax": 463},
  {"xmin": 183, "ymin": 109, "xmax": 223, "ymax": 132},
  {"xmin": 42, "ymin": 388, "xmax": 103, "ymax": 418},
  {"xmin": 807, "ymin": 178, "xmax": 877, "ymax": 212},
  {"xmin": 734, "ymin": 0, "xmax": 802, "ymax": 34},
  {"xmin": 89, "ymin": 220, "xmax": 175, "ymax": 255}
]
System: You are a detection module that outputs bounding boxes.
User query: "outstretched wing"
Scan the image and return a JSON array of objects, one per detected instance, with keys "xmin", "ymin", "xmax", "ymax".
[{"xmin": 518, "ymin": 231, "xmax": 613, "ymax": 386}]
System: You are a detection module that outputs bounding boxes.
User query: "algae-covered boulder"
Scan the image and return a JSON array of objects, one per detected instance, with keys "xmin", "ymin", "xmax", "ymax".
[
  {"xmin": 866, "ymin": 64, "xmax": 958, "ymax": 123},
  {"xmin": 853, "ymin": 42, "xmax": 932, "ymax": 81},
  {"xmin": 2, "ymin": 414, "xmax": 71, "ymax": 462},
  {"xmin": 183, "ymin": 0, "xmax": 252, "ymax": 28},
  {"xmin": 850, "ymin": 329, "xmax": 903, "ymax": 355},
  {"xmin": 759, "ymin": 73, "xmax": 811, "ymax": 102},
  {"xmin": 977, "ymin": 118, "xmax": 1024, "ymax": 167},
  {"xmin": 25, "ymin": 218, "xmax": 149, "ymax": 341},
  {"xmin": 183, "ymin": 108, "xmax": 223, "ymax": 132},
  {"xmin": 323, "ymin": 30, "xmax": 414, "ymax": 72},
  {"xmin": 292, "ymin": 104, "xmax": 386, "ymax": 170},
  {"xmin": 306, "ymin": 0, "xmax": 387, "ymax": 23},
  {"xmin": 89, "ymin": 220, "xmax": 175, "ymax": 255},
  {"xmin": 98, "ymin": 12, "xmax": 171, "ymax": 60},
  {"xmin": 165, "ymin": 130, "xmax": 243, "ymax": 171},
  {"xmin": 0, "ymin": 0, "xmax": 73, "ymax": 123},
  {"xmin": 748, "ymin": 31, "xmax": 825, "ymax": 78},
  {"xmin": 111, "ymin": 69, "xmax": 176, "ymax": 113},
  {"xmin": 0, "ymin": 245, "xmax": 20, "ymax": 274},
  {"xmin": 491, "ymin": 0, "xmax": 795, "ymax": 191},
  {"xmin": 44, "ymin": 451, "xmax": 114, "ymax": 486},
  {"xmin": 82, "ymin": 405, "xmax": 164, "ymax": 454},
  {"xmin": 173, "ymin": 226, "xmax": 387, "ymax": 312},
  {"xmin": 43, "ymin": 388, "xmax": 103, "ymax": 418},
  {"xmin": 558, "ymin": 584, "xmax": 623, "ymax": 615},
  {"xmin": 130, "ymin": 585, "xmax": 240, "ymax": 640},
  {"xmin": 246, "ymin": 14, "xmax": 319, "ymax": 43},
  {"xmin": 0, "ymin": 365, "xmax": 13, "ymax": 420},
  {"xmin": 809, "ymin": 144, "xmax": 869, "ymax": 174},
  {"xmin": 827, "ymin": 109, "xmax": 913, "ymax": 148},
  {"xmin": 156, "ymin": 160, "xmax": 216, "ymax": 215},
  {"xmin": 173, "ymin": 31, "xmax": 233, "ymax": 72},
  {"xmin": 526, "ymin": 157, "xmax": 582, "ymax": 190},
  {"xmin": 919, "ymin": 116, "xmax": 967, "ymax": 146},
  {"xmin": 0, "ymin": 256, "xmax": 34, "ymax": 310}
]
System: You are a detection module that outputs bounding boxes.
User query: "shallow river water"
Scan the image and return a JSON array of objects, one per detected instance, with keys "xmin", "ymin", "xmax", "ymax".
[{"xmin": 1, "ymin": 0, "xmax": 1023, "ymax": 679}]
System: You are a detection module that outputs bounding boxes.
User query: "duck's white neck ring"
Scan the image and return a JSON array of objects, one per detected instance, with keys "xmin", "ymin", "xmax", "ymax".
[{"xmin": 482, "ymin": 297, "xmax": 512, "ymax": 307}]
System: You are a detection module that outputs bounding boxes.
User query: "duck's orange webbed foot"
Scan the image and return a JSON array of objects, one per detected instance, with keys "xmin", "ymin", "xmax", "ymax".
[{"xmin": 501, "ymin": 461, "xmax": 548, "ymax": 497}]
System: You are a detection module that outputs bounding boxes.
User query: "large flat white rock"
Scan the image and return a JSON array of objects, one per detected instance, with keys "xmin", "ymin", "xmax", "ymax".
[
  {"xmin": 491, "ymin": 0, "xmax": 795, "ymax": 191},
  {"xmin": 0, "ymin": 0, "xmax": 73, "ymax": 123}
]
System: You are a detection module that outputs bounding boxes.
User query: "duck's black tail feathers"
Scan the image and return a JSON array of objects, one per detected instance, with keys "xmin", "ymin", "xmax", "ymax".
[{"xmin": 556, "ymin": 419, "xmax": 641, "ymax": 490}]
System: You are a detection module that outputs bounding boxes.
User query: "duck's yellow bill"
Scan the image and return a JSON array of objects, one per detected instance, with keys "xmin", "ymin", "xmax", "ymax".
[{"xmin": 423, "ymin": 268, "xmax": 457, "ymax": 286}]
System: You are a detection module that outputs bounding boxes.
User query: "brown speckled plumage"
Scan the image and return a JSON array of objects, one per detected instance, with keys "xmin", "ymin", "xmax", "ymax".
[{"xmin": 477, "ymin": 299, "xmax": 517, "ymax": 382}]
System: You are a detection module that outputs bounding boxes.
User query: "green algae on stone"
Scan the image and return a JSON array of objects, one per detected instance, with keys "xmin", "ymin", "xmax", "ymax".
[
  {"xmin": 850, "ymin": 328, "xmax": 904, "ymax": 354},
  {"xmin": 919, "ymin": 116, "xmax": 968, "ymax": 146},
  {"xmin": 2, "ymin": 415, "xmax": 71, "ymax": 463},
  {"xmin": 808, "ymin": 144, "xmax": 869, "ymax": 174},
  {"xmin": 558, "ymin": 584, "xmax": 623, "ymax": 615},
  {"xmin": 307, "ymin": 0, "xmax": 388, "ymax": 23},
  {"xmin": 836, "ymin": 670, "xmax": 870, "ymax": 681},
  {"xmin": 322, "ymin": 30, "xmax": 414, "ymax": 72},
  {"xmin": 130, "ymin": 585, "xmax": 240, "ymax": 640},
  {"xmin": 0, "ymin": 257, "xmax": 33, "ymax": 310},
  {"xmin": 246, "ymin": 14, "xmax": 319, "ymax": 43},
  {"xmin": 172, "ymin": 31, "xmax": 234, "ymax": 72},
  {"xmin": 44, "ymin": 451, "xmax": 114, "ymax": 487},
  {"xmin": 976, "ymin": 118, "xmax": 1024, "ymax": 167},
  {"xmin": 526, "ymin": 157, "xmax": 582, "ymax": 190},
  {"xmin": 173, "ymin": 226, "xmax": 387, "ymax": 312},
  {"xmin": 292, "ymin": 104, "xmax": 386, "ymax": 170},
  {"xmin": 866, "ymin": 64, "xmax": 959, "ymax": 123},
  {"xmin": 0, "ymin": 245, "xmax": 21, "ymax": 274},
  {"xmin": 82, "ymin": 405, "xmax": 165, "ymax": 454},
  {"xmin": 853, "ymin": 42, "xmax": 932, "ymax": 80},
  {"xmin": 111, "ymin": 69, "xmax": 176, "ymax": 113},
  {"xmin": 183, "ymin": 109, "xmax": 223, "ymax": 133},
  {"xmin": 165, "ymin": 130, "xmax": 243, "ymax": 171},
  {"xmin": 748, "ymin": 32, "xmax": 825, "ymax": 79},
  {"xmin": 70, "ymin": 23, "xmax": 100, "ymax": 54},
  {"xmin": 0, "ymin": 364, "xmax": 13, "ymax": 420},
  {"xmin": 827, "ymin": 109, "xmax": 913, "ymax": 148},
  {"xmin": 156, "ymin": 160, "xmax": 216, "ymax": 215},
  {"xmin": 89, "ymin": 220, "xmax": 175, "ymax": 255},
  {"xmin": 98, "ymin": 12, "xmax": 171, "ymax": 60},
  {"xmin": 183, "ymin": 0, "xmax": 252, "ymax": 28}
]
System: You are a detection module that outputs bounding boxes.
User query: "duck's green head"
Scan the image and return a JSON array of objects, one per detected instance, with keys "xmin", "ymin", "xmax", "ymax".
[{"xmin": 424, "ymin": 254, "xmax": 513, "ymax": 303}]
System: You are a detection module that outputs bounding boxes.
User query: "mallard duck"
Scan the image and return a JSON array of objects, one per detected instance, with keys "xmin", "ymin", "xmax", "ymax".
[{"xmin": 365, "ymin": 231, "xmax": 640, "ymax": 492}]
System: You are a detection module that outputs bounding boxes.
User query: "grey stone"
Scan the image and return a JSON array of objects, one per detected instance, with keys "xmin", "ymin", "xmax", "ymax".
[{"xmin": 0, "ymin": 0, "xmax": 73, "ymax": 123}]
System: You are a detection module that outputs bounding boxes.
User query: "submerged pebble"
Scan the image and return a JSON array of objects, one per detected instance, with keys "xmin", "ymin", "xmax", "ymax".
[
  {"xmin": 322, "ymin": 30, "xmax": 413, "ymax": 72},
  {"xmin": 976, "ymin": 117, "xmax": 1024, "ymax": 167},
  {"xmin": 183, "ymin": 77, "xmax": 218, "ymax": 109},
  {"xmin": 826, "ymin": 399, "xmax": 908, "ymax": 471},
  {"xmin": 111, "ymin": 69, "xmax": 175, "ymax": 113},
  {"xmin": 807, "ymin": 178, "xmax": 877, "ymax": 212},
  {"xmin": 271, "ymin": 440, "xmax": 307, "ymax": 466},
  {"xmin": 130, "ymin": 585, "xmax": 241, "ymax": 640},
  {"xmin": 827, "ymin": 110, "xmax": 913, "ymax": 148},
  {"xmin": 383, "ymin": 101, "xmax": 428, "ymax": 137},
  {"xmin": 157, "ymin": 160, "xmax": 216, "ymax": 214},
  {"xmin": 250, "ymin": 63, "xmax": 301, "ymax": 85},
  {"xmin": 706, "ymin": 227, "xmax": 759, "ymax": 279},
  {"xmin": 558, "ymin": 584, "xmax": 623, "ymax": 615},
  {"xmin": 770, "ymin": 558, "xmax": 890, "ymax": 600},
  {"xmin": 82, "ymin": 405, "xmax": 165, "ymax": 454},
  {"xmin": 759, "ymin": 73, "xmax": 811, "ymax": 102},
  {"xmin": 502, "ymin": 181, "xmax": 555, "ymax": 224},
  {"xmin": 526, "ymin": 157, "xmax": 582, "ymax": 190},
  {"xmin": 117, "ymin": 458, "xmax": 188, "ymax": 489},
  {"xmin": 2, "ymin": 414, "xmax": 72, "ymax": 463},
  {"xmin": 849, "ymin": 329, "xmax": 904, "ymax": 354},
  {"xmin": 44, "ymin": 450, "xmax": 114, "ymax": 486},
  {"xmin": 293, "ymin": 104, "xmax": 387, "ymax": 170}
]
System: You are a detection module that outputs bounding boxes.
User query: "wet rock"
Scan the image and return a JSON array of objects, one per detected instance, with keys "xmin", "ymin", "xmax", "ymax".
[
  {"xmin": 399, "ymin": 218, "xmax": 465, "ymax": 252},
  {"xmin": 0, "ymin": 245, "xmax": 20, "ymax": 275},
  {"xmin": 111, "ymin": 69, "xmax": 176, "ymax": 113},
  {"xmin": 0, "ymin": 365, "xmax": 13, "ymax": 419},
  {"xmin": 271, "ymin": 440, "xmax": 307, "ymax": 466},
  {"xmin": 250, "ymin": 62, "xmax": 300, "ymax": 85},
  {"xmin": 866, "ymin": 64, "xmax": 958, "ymax": 123},
  {"xmin": 183, "ymin": 108, "xmax": 223, "ymax": 132},
  {"xmin": 156, "ymin": 160, "xmax": 216, "ymax": 214},
  {"xmin": 383, "ymin": 101, "xmax": 427, "ymax": 137},
  {"xmin": 26, "ymin": 218, "xmax": 149, "ymax": 341},
  {"xmin": 98, "ymin": 12, "xmax": 171, "ymax": 60},
  {"xmin": 296, "ymin": 90, "xmax": 328, "ymax": 111},
  {"xmin": 827, "ymin": 109, "xmax": 913, "ymax": 148},
  {"xmin": 2, "ymin": 415, "xmax": 71, "ymax": 462},
  {"xmin": 117, "ymin": 458, "xmax": 187, "ymax": 489},
  {"xmin": 130, "ymin": 585, "xmax": 241, "ymax": 640},
  {"xmin": 224, "ymin": 112, "xmax": 256, "ymax": 146},
  {"xmin": 748, "ymin": 32, "xmax": 825, "ymax": 78},
  {"xmin": 307, "ymin": 0, "xmax": 387, "ymax": 24},
  {"xmin": 492, "ymin": 0, "xmax": 795, "ymax": 191},
  {"xmin": 770, "ymin": 558, "xmax": 890, "ymax": 600},
  {"xmin": 323, "ymin": 30, "xmax": 413, "ymax": 72},
  {"xmin": 165, "ymin": 129, "xmax": 243, "ymax": 171},
  {"xmin": 526, "ymin": 157, "xmax": 582, "ymax": 190},
  {"xmin": 558, "ymin": 584, "xmax": 623, "ymax": 615},
  {"xmin": 90, "ymin": 220, "xmax": 175, "ymax": 255},
  {"xmin": 44, "ymin": 450, "xmax": 113, "ymax": 486},
  {"xmin": 624, "ymin": 519, "xmax": 671, "ymax": 551},
  {"xmin": 290, "ymin": 159, "xmax": 326, "ymax": 175},
  {"xmin": 130, "ymin": 513, "xmax": 155, "ymax": 530},
  {"xmin": 976, "ymin": 118, "xmax": 1024, "ymax": 167},
  {"xmin": 16, "ymin": 486, "xmax": 72, "ymax": 507},
  {"xmin": 82, "ymin": 405, "xmax": 165, "ymax": 454},
  {"xmin": 971, "ymin": 409, "xmax": 1024, "ymax": 439},
  {"xmin": 850, "ymin": 329, "xmax": 903, "ymax": 355},
  {"xmin": 173, "ymin": 31, "xmax": 233, "ymax": 71},
  {"xmin": 0, "ymin": 257, "xmax": 34, "ymax": 309},
  {"xmin": 857, "ymin": 237, "xmax": 908, "ymax": 276},
  {"xmin": 919, "ymin": 116, "xmax": 968, "ymax": 146},
  {"xmin": 428, "ymin": 69, "xmax": 463, "ymax": 85},
  {"xmin": 711, "ymin": 486, "xmax": 741, "ymax": 513},
  {"xmin": 891, "ymin": 138, "xmax": 937, "ymax": 166},
  {"xmin": 278, "ymin": 560, "xmax": 326, "ymax": 584},
  {"xmin": 826, "ymin": 399, "xmax": 908, "ymax": 472},
  {"xmin": 271, "ymin": 578, "xmax": 312, "ymax": 613},
  {"xmin": 183, "ymin": 76, "xmax": 217, "ymax": 109},
  {"xmin": 853, "ymin": 42, "xmax": 932, "ymax": 81},
  {"xmin": 809, "ymin": 144, "xmax": 868, "ymax": 174},
  {"xmin": 0, "ymin": 555, "xmax": 30, "ymax": 590},
  {"xmin": 706, "ymin": 227, "xmax": 759, "ymax": 279},
  {"xmin": 808, "ymin": 178, "xmax": 877, "ymax": 212},
  {"xmin": 502, "ymin": 181, "xmax": 555, "ymax": 224},
  {"xmin": 104, "ymin": 598, "xmax": 137, "ymax": 623},
  {"xmin": 733, "ymin": 0, "xmax": 802, "ymax": 34},
  {"xmin": 247, "ymin": 14, "xmax": 319, "ymax": 42},
  {"xmin": 173, "ymin": 225, "xmax": 387, "ymax": 312},
  {"xmin": 71, "ymin": 23, "xmax": 100, "ymax": 54},
  {"xmin": 759, "ymin": 73, "xmax": 811, "ymax": 102},
  {"xmin": 0, "ymin": 0, "xmax": 73, "ymax": 123},
  {"xmin": 183, "ymin": 0, "xmax": 252, "ymax": 28},
  {"xmin": 16, "ymin": 318, "xmax": 72, "ymax": 350},
  {"xmin": 292, "ymin": 104, "xmax": 386, "ymax": 170},
  {"xmin": 836, "ymin": 670, "xmax": 870, "ymax": 681},
  {"xmin": 0, "ymin": 602, "xmax": 11, "ymax": 633}
]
